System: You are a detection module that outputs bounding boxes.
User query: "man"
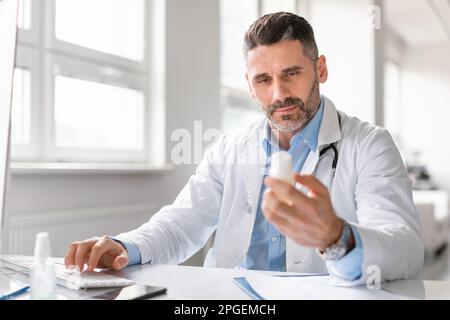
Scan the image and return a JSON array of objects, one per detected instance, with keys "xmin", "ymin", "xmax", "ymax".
[{"xmin": 65, "ymin": 12, "xmax": 423, "ymax": 283}]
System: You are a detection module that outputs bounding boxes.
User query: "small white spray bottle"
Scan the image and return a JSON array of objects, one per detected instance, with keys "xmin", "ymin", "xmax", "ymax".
[
  {"xmin": 30, "ymin": 232, "xmax": 57, "ymax": 300},
  {"xmin": 269, "ymin": 151, "xmax": 295, "ymax": 185}
]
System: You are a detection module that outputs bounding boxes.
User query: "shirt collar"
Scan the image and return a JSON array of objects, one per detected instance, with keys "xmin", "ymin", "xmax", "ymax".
[{"xmin": 263, "ymin": 96, "xmax": 325, "ymax": 155}]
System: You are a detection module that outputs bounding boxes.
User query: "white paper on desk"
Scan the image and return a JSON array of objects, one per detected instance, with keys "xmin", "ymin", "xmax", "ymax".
[
  {"xmin": 244, "ymin": 273, "xmax": 408, "ymax": 300},
  {"xmin": 0, "ymin": 275, "xmax": 28, "ymax": 300}
]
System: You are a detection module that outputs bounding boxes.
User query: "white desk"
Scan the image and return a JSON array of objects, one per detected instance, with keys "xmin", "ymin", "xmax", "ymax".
[{"xmin": 5, "ymin": 264, "xmax": 450, "ymax": 300}]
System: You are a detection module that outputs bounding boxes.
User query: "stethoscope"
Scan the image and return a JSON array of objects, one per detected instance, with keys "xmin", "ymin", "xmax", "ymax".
[
  {"xmin": 316, "ymin": 113, "xmax": 341, "ymax": 186},
  {"xmin": 319, "ymin": 140, "xmax": 339, "ymax": 178}
]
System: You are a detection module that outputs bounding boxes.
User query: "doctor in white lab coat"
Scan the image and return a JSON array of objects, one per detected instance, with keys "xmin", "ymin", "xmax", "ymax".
[{"xmin": 65, "ymin": 12, "xmax": 423, "ymax": 284}]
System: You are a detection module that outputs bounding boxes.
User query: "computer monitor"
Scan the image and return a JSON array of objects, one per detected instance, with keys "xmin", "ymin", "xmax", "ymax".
[{"xmin": 0, "ymin": 0, "xmax": 19, "ymax": 253}]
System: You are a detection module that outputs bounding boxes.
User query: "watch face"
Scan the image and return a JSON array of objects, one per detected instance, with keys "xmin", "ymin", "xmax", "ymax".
[
  {"xmin": 323, "ymin": 221, "xmax": 351, "ymax": 260},
  {"xmin": 324, "ymin": 245, "xmax": 347, "ymax": 260}
]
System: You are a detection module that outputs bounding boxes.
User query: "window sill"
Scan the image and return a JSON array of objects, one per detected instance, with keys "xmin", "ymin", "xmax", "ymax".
[{"xmin": 10, "ymin": 162, "xmax": 174, "ymax": 175}]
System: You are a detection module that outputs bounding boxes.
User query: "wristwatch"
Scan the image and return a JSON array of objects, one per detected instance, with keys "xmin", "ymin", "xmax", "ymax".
[{"xmin": 319, "ymin": 219, "xmax": 352, "ymax": 261}]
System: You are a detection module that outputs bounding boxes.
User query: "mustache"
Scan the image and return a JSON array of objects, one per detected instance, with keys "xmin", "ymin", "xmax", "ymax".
[{"xmin": 267, "ymin": 97, "xmax": 306, "ymax": 115}]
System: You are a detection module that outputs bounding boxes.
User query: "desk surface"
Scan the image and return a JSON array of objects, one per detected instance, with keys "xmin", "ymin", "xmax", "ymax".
[{"xmin": 4, "ymin": 263, "xmax": 450, "ymax": 300}]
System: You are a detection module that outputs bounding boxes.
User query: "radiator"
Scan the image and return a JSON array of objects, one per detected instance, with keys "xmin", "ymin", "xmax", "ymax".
[{"xmin": 6, "ymin": 202, "xmax": 156, "ymax": 257}]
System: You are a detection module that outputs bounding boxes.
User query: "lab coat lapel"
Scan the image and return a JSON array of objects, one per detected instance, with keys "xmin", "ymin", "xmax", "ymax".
[
  {"xmin": 217, "ymin": 120, "xmax": 266, "ymax": 267},
  {"xmin": 286, "ymin": 96, "xmax": 342, "ymax": 272},
  {"xmin": 238, "ymin": 121, "xmax": 267, "ymax": 220},
  {"xmin": 318, "ymin": 96, "xmax": 342, "ymax": 147},
  {"xmin": 297, "ymin": 97, "xmax": 342, "ymax": 181}
]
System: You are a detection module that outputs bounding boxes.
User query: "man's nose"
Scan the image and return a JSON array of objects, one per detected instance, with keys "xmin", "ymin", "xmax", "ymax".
[{"xmin": 272, "ymin": 78, "xmax": 291, "ymax": 103}]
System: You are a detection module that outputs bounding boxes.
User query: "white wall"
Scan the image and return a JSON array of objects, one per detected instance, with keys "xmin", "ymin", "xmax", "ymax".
[
  {"xmin": 399, "ymin": 44, "xmax": 450, "ymax": 198},
  {"xmin": 308, "ymin": 0, "xmax": 376, "ymax": 124},
  {"xmin": 6, "ymin": 0, "xmax": 221, "ymax": 266}
]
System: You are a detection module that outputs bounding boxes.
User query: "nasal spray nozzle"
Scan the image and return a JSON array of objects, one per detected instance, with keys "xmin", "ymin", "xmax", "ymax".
[
  {"xmin": 34, "ymin": 232, "xmax": 51, "ymax": 265},
  {"xmin": 269, "ymin": 151, "xmax": 314, "ymax": 198},
  {"xmin": 269, "ymin": 151, "xmax": 295, "ymax": 185}
]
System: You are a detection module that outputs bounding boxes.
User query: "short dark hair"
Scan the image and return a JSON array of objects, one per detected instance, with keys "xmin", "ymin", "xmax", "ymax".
[{"xmin": 244, "ymin": 12, "xmax": 319, "ymax": 62}]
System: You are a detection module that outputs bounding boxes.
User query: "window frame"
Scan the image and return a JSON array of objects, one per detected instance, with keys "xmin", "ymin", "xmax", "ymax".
[
  {"xmin": 11, "ymin": 45, "xmax": 40, "ymax": 161},
  {"xmin": 16, "ymin": 0, "xmax": 39, "ymax": 46},
  {"xmin": 45, "ymin": 55, "xmax": 148, "ymax": 162},
  {"xmin": 12, "ymin": 0, "xmax": 159, "ymax": 165},
  {"xmin": 47, "ymin": 0, "xmax": 148, "ymax": 73}
]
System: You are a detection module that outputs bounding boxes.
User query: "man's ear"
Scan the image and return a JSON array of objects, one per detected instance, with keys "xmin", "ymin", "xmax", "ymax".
[
  {"xmin": 245, "ymin": 73, "xmax": 256, "ymax": 99},
  {"xmin": 316, "ymin": 55, "xmax": 328, "ymax": 84}
]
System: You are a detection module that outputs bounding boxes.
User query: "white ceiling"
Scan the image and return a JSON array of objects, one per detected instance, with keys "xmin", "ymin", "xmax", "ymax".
[{"xmin": 384, "ymin": 0, "xmax": 450, "ymax": 46}]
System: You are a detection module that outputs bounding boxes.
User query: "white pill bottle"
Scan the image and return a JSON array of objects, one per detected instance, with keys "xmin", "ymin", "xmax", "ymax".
[{"xmin": 269, "ymin": 151, "xmax": 295, "ymax": 185}]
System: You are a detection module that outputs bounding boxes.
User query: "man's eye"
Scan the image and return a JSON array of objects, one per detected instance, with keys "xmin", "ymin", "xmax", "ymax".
[
  {"xmin": 257, "ymin": 78, "xmax": 270, "ymax": 84},
  {"xmin": 288, "ymin": 71, "xmax": 299, "ymax": 77}
]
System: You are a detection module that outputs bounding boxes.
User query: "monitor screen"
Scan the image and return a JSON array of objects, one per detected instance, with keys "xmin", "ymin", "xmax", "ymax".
[{"xmin": 0, "ymin": 0, "xmax": 19, "ymax": 252}]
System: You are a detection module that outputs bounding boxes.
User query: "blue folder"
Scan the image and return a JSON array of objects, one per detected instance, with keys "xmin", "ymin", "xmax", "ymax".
[{"xmin": 233, "ymin": 277, "xmax": 264, "ymax": 300}]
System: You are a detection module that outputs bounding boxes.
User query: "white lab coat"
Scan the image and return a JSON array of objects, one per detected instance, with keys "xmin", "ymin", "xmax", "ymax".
[{"xmin": 116, "ymin": 97, "xmax": 424, "ymax": 283}]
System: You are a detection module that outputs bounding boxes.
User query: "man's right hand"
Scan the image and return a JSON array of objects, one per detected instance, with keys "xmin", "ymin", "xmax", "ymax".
[{"xmin": 64, "ymin": 236, "xmax": 129, "ymax": 272}]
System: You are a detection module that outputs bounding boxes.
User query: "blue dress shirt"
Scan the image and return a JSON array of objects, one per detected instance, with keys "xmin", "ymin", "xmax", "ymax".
[{"xmin": 112, "ymin": 238, "xmax": 142, "ymax": 266}]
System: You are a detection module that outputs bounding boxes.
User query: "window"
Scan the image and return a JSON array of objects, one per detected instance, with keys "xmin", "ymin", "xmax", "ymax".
[
  {"xmin": 54, "ymin": 76, "xmax": 144, "ymax": 151},
  {"xmin": 220, "ymin": 0, "xmax": 298, "ymax": 92},
  {"xmin": 17, "ymin": 0, "xmax": 31, "ymax": 30},
  {"xmin": 220, "ymin": 0, "xmax": 258, "ymax": 92},
  {"xmin": 55, "ymin": 0, "xmax": 145, "ymax": 61},
  {"xmin": 11, "ymin": 0, "xmax": 155, "ymax": 164},
  {"xmin": 11, "ymin": 68, "xmax": 31, "ymax": 146},
  {"xmin": 260, "ymin": 0, "xmax": 297, "ymax": 16},
  {"xmin": 219, "ymin": 0, "xmax": 300, "ymax": 130}
]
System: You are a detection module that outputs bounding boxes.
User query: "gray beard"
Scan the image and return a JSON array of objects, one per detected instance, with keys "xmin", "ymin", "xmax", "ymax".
[{"xmin": 265, "ymin": 79, "xmax": 320, "ymax": 133}]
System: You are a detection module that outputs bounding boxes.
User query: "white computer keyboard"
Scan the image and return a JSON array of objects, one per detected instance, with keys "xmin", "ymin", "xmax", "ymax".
[{"xmin": 0, "ymin": 255, "xmax": 135, "ymax": 290}]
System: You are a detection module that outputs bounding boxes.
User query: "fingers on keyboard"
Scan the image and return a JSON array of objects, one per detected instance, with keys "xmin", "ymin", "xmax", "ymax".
[
  {"xmin": 65, "ymin": 241, "xmax": 80, "ymax": 268},
  {"xmin": 87, "ymin": 241, "xmax": 111, "ymax": 272},
  {"xmin": 75, "ymin": 240, "xmax": 97, "ymax": 271},
  {"xmin": 66, "ymin": 239, "xmax": 97, "ymax": 271}
]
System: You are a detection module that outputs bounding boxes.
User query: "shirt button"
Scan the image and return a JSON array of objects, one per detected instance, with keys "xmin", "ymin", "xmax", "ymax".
[{"xmin": 271, "ymin": 236, "xmax": 278, "ymax": 243}]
